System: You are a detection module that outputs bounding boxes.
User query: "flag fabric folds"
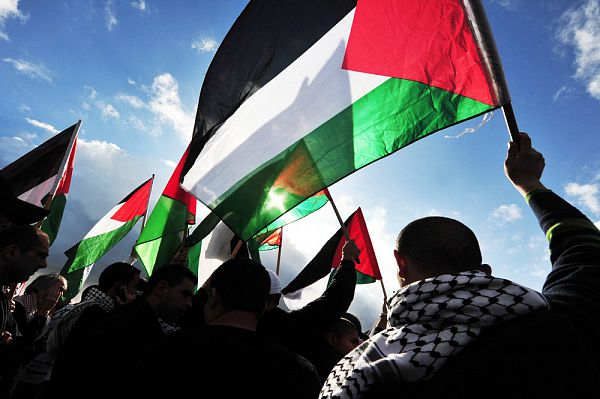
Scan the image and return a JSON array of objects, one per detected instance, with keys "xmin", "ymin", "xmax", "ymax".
[
  {"xmin": 0, "ymin": 121, "xmax": 80, "ymax": 245},
  {"xmin": 134, "ymin": 147, "xmax": 197, "ymax": 276},
  {"xmin": 282, "ymin": 207, "xmax": 381, "ymax": 300},
  {"xmin": 67, "ymin": 177, "xmax": 153, "ymax": 273},
  {"xmin": 181, "ymin": 0, "xmax": 510, "ymax": 241}
]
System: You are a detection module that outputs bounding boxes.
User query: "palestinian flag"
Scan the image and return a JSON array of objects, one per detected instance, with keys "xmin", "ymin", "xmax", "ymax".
[
  {"xmin": 258, "ymin": 228, "xmax": 282, "ymax": 251},
  {"xmin": 134, "ymin": 147, "xmax": 197, "ymax": 276},
  {"xmin": 182, "ymin": 0, "xmax": 510, "ymax": 241},
  {"xmin": 0, "ymin": 121, "xmax": 79, "ymax": 243},
  {"xmin": 282, "ymin": 207, "xmax": 381, "ymax": 301},
  {"xmin": 68, "ymin": 177, "xmax": 153, "ymax": 272},
  {"xmin": 59, "ymin": 243, "xmax": 92, "ymax": 302}
]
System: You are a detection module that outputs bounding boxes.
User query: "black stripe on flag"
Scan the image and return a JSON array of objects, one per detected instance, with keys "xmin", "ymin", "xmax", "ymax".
[
  {"xmin": 0, "ymin": 123, "xmax": 77, "ymax": 196},
  {"xmin": 182, "ymin": 0, "xmax": 357, "ymax": 179}
]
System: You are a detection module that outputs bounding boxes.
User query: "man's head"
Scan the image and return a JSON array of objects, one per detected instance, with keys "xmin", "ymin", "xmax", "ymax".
[
  {"xmin": 325, "ymin": 318, "xmax": 361, "ymax": 356},
  {"xmin": 204, "ymin": 258, "xmax": 270, "ymax": 324},
  {"xmin": 25, "ymin": 273, "xmax": 67, "ymax": 305},
  {"xmin": 0, "ymin": 224, "xmax": 49, "ymax": 284},
  {"xmin": 145, "ymin": 265, "xmax": 197, "ymax": 323},
  {"xmin": 394, "ymin": 216, "xmax": 490, "ymax": 285},
  {"xmin": 98, "ymin": 262, "xmax": 141, "ymax": 302}
]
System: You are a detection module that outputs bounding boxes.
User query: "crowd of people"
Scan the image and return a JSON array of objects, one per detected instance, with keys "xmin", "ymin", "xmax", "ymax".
[{"xmin": 0, "ymin": 133, "xmax": 599, "ymax": 398}]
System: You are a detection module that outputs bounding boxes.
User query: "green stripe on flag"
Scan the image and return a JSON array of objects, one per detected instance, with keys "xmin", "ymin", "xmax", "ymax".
[
  {"xmin": 135, "ymin": 196, "xmax": 189, "ymax": 275},
  {"xmin": 210, "ymin": 78, "xmax": 494, "ymax": 240},
  {"xmin": 41, "ymin": 193, "xmax": 67, "ymax": 246},
  {"xmin": 69, "ymin": 217, "xmax": 141, "ymax": 272}
]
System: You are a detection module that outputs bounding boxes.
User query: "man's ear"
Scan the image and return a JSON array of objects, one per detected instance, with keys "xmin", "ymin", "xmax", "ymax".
[
  {"xmin": 2, "ymin": 244, "xmax": 20, "ymax": 259},
  {"xmin": 154, "ymin": 280, "xmax": 169, "ymax": 298},
  {"xmin": 394, "ymin": 250, "xmax": 408, "ymax": 280},
  {"xmin": 325, "ymin": 331, "xmax": 336, "ymax": 346},
  {"xmin": 479, "ymin": 263, "xmax": 492, "ymax": 275}
]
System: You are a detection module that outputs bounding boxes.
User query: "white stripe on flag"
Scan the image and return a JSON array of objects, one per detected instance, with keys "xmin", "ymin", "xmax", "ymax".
[
  {"xmin": 83, "ymin": 204, "xmax": 126, "ymax": 239},
  {"xmin": 17, "ymin": 174, "xmax": 57, "ymax": 207},
  {"xmin": 183, "ymin": 9, "xmax": 388, "ymax": 203}
]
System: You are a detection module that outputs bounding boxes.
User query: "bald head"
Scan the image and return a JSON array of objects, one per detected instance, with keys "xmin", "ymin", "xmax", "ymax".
[{"xmin": 396, "ymin": 217, "xmax": 483, "ymax": 279}]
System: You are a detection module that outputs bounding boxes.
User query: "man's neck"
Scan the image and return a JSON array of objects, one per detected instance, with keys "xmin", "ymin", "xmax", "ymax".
[{"xmin": 208, "ymin": 311, "xmax": 259, "ymax": 331}]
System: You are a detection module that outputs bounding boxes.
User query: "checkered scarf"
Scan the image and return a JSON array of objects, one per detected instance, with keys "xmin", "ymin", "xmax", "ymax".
[
  {"xmin": 320, "ymin": 270, "xmax": 549, "ymax": 398},
  {"xmin": 46, "ymin": 287, "xmax": 115, "ymax": 354}
]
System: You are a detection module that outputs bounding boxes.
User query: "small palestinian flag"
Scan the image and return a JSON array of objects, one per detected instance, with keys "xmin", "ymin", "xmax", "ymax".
[
  {"xmin": 1, "ymin": 121, "xmax": 79, "ymax": 244},
  {"xmin": 282, "ymin": 207, "xmax": 381, "ymax": 300},
  {"xmin": 68, "ymin": 177, "xmax": 153, "ymax": 272},
  {"xmin": 182, "ymin": 0, "xmax": 510, "ymax": 241},
  {"xmin": 258, "ymin": 228, "xmax": 282, "ymax": 251},
  {"xmin": 135, "ymin": 146, "xmax": 197, "ymax": 276}
]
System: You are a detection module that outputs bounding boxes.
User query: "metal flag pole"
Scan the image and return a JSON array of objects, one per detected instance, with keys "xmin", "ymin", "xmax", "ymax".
[{"xmin": 502, "ymin": 103, "xmax": 521, "ymax": 147}]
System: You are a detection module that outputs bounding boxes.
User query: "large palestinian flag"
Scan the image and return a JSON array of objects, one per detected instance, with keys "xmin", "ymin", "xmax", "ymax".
[
  {"xmin": 282, "ymin": 207, "xmax": 380, "ymax": 303},
  {"xmin": 134, "ymin": 147, "xmax": 196, "ymax": 276},
  {"xmin": 68, "ymin": 177, "xmax": 153, "ymax": 272},
  {"xmin": 0, "ymin": 121, "xmax": 80, "ymax": 244},
  {"xmin": 182, "ymin": 0, "xmax": 510, "ymax": 241}
]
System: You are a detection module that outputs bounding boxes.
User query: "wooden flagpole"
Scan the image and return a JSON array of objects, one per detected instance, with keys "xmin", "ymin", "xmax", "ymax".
[
  {"xmin": 275, "ymin": 227, "xmax": 283, "ymax": 276},
  {"xmin": 325, "ymin": 189, "xmax": 388, "ymax": 302},
  {"xmin": 230, "ymin": 239, "xmax": 243, "ymax": 259}
]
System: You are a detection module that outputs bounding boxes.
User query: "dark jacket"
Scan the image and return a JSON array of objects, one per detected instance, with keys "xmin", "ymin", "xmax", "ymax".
[
  {"xmin": 258, "ymin": 259, "xmax": 357, "ymax": 360},
  {"xmin": 364, "ymin": 189, "xmax": 600, "ymax": 398}
]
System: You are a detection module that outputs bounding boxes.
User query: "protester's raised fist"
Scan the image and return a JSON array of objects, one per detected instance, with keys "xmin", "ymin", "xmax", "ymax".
[
  {"xmin": 342, "ymin": 240, "xmax": 360, "ymax": 263},
  {"xmin": 504, "ymin": 132, "xmax": 546, "ymax": 196}
]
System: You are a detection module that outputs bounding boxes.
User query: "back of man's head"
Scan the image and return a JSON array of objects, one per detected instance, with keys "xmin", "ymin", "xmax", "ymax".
[
  {"xmin": 210, "ymin": 258, "xmax": 270, "ymax": 315},
  {"xmin": 146, "ymin": 264, "xmax": 198, "ymax": 294},
  {"xmin": 98, "ymin": 262, "xmax": 141, "ymax": 292},
  {"xmin": 396, "ymin": 216, "xmax": 482, "ymax": 276}
]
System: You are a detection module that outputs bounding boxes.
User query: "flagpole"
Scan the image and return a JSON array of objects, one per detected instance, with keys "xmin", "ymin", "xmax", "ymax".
[
  {"xmin": 230, "ymin": 240, "xmax": 243, "ymax": 259},
  {"xmin": 35, "ymin": 120, "xmax": 82, "ymax": 230},
  {"xmin": 325, "ymin": 188, "xmax": 389, "ymax": 303},
  {"xmin": 502, "ymin": 103, "xmax": 521, "ymax": 147},
  {"xmin": 275, "ymin": 227, "xmax": 283, "ymax": 276}
]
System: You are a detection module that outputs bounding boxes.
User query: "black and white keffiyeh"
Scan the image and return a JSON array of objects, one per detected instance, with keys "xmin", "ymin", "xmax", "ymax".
[{"xmin": 320, "ymin": 270, "xmax": 549, "ymax": 398}]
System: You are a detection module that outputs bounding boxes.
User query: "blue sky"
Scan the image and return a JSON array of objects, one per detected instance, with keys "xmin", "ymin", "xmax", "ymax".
[{"xmin": 1, "ymin": 0, "xmax": 599, "ymax": 327}]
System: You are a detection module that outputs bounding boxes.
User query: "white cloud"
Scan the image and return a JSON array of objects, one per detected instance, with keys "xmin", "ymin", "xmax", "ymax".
[
  {"xmin": 127, "ymin": 114, "xmax": 148, "ymax": 132},
  {"xmin": 3, "ymin": 58, "xmax": 51, "ymax": 82},
  {"xmin": 25, "ymin": 117, "xmax": 59, "ymax": 134},
  {"xmin": 84, "ymin": 86, "xmax": 98, "ymax": 100},
  {"xmin": 77, "ymin": 138, "xmax": 123, "ymax": 158},
  {"xmin": 191, "ymin": 37, "xmax": 218, "ymax": 53},
  {"xmin": 0, "ymin": 0, "xmax": 27, "ymax": 41},
  {"xmin": 595, "ymin": 220, "xmax": 600, "ymax": 229},
  {"xmin": 148, "ymin": 73, "xmax": 194, "ymax": 141},
  {"xmin": 130, "ymin": 0, "xmax": 146, "ymax": 11},
  {"xmin": 127, "ymin": 78, "xmax": 136, "ymax": 85},
  {"xmin": 115, "ymin": 93, "xmax": 145, "ymax": 108},
  {"xmin": 565, "ymin": 182, "xmax": 600, "ymax": 214},
  {"xmin": 96, "ymin": 102, "xmax": 120, "ymax": 119},
  {"xmin": 19, "ymin": 104, "xmax": 31, "ymax": 112},
  {"xmin": 552, "ymin": 85, "xmax": 577, "ymax": 101},
  {"xmin": 491, "ymin": 204, "xmax": 523, "ymax": 224},
  {"xmin": 557, "ymin": 0, "xmax": 600, "ymax": 100},
  {"xmin": 105, "ymin": 0, "xmax": 117, "ymax": 31},
  {"xmin": 490, "ymin": 0, "xmax": 520, "ymax": 11},
  {"xmin": 161, "ymin": 159, "xmax": 176, "ymax": 168}
]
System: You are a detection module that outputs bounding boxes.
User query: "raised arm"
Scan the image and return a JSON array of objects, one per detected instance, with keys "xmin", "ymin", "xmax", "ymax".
[{"xmin": 505, "ymin": 132, "xmax": 600, "ymax": 346}]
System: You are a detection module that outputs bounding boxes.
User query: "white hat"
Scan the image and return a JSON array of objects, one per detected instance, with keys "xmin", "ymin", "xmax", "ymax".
[{"xmin": 267, "ymin": 269, "xmax": 281, "ymax": 295}]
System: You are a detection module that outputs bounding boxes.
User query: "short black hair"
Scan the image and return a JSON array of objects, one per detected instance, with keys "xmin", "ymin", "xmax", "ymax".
[
  {"xmin": 98, "ymin": 262, "xmax": 141, "ymax": 291},
  {"xmin": 0, "ymin": 224, "xmax": 45, "ymax": 253},
  {"xmin": 396, "ymin": 216, "xmax": 482, "ymax": 275},
  {"xmin": 146, "ymin": 265, "xmax": 198, "ymax": 293},
  {"xmin": 209, "ymin": 258, "xmax": 269, "ymax": 314}
]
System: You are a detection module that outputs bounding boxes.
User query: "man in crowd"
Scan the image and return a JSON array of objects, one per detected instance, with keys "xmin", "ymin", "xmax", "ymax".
[
  {"xmin": 140, "ymin": 258, "xmax": 321, "ymax": 399},
  {"xmin": 321, "ymin": 133, "xmax": 600, "ymax": 398},
  {"xmin": 47, "ymin": 264, "xmax": 196, "ymax": 399}
]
